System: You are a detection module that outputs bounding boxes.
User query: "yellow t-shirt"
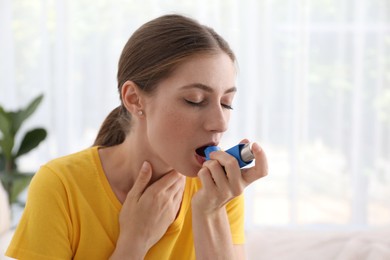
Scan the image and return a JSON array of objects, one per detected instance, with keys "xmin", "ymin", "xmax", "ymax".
[{"xmin": 6, "ymin": 146, "xmax": 245, "ymax": 260}]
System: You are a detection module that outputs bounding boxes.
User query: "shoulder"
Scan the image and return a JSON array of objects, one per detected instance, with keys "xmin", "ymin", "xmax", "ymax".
[
  {"xmin": 41, "ymin": 146, "xmax": 99, "ymax": 180},
  {"xmin": 45, "ymin": 146, "xmax": 98, "ymax": 170},
  {"xmin": 30, "ymin": 146, "xmax": 100, "ymax": 191}
]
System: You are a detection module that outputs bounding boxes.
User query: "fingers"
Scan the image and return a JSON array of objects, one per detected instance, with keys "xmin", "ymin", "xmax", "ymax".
[
  {"xmin": 197, "ymin": 167, "xmax": 216, "ymax": 191},
  {"xmin": 242, "ymin": 142, "xmax": 268, "ymax": 184},
  {"xmin": 128, "ymin": 161, "xmax": 153, "ymax": 200},
  {"xmin": 172, "ymin": 179, "xmax": 185, "ymax": 207},
  {"xmin": 202, "ymin": 157, "xmax": 232, "ymax": 188},
  {"xmin": 128, "ymin": 162, "xmax": 184, "ymax": 203},
  {"xmin": 205, "ymin": 141, "xmax": 268, "ymax": 189},
  {"xmin": 167, "ymin": 173, "xmax": 186, "ymax": 198},
  {"xmin": 150, "ymin": 169, "xmax": 183, "ymax": 192},
  {"xmin": 207, "ymin": 150, "xmax": 241, "ymax": 183}
]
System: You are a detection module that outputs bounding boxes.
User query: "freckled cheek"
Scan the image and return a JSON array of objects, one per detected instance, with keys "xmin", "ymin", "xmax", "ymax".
[{"xmin": 164, "ymin": 111, "xmax": 198, "ymax": 138}]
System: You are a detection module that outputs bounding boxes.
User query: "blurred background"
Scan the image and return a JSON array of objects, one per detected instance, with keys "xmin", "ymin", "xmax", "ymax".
[{"xmin": 1, "ymin": 0, "xmax": 389, "ymax": 236}]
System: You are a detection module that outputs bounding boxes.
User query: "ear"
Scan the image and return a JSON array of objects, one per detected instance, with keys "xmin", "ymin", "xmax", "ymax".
[{"xmin": 121, "ymin": 81, "xmax": 144, "ymax": 116}]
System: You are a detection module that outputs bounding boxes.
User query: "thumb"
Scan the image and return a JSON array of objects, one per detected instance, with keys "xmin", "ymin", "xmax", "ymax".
[
  {"xmin": 242, "ymin": 142, "xmax": 268, "ymax": 184},
  {"xmin": 128, "ymin": 161, "xmax": 152, "ymax": 200},
  {"xmin": 239, "ymin": 138, "xmax": 250, "ymax": 144}
]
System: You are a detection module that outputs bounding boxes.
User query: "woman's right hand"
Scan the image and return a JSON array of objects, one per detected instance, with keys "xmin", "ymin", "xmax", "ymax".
[{"xmin": 111, "ymin": 161, "xmax": 185, "ymax": 259}]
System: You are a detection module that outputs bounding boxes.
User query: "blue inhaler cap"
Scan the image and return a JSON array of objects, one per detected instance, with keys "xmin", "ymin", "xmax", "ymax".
[
  {"xmin": 204, "ymin": 143, "xmax": 254, "ymax": 168},
  {"xmin": 204, "ymin": 146, "xmax": 221, "ymax": 161}
]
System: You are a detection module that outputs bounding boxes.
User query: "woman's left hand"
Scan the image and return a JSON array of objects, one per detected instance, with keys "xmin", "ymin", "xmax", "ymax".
[{"xmin": 192, "ymin": 141, "xmax": 268, "ymax": 213}]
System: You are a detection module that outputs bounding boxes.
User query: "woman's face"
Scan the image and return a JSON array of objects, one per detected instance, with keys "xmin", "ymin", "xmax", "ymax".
[{"xmin": 142, "ymin": 52, "xmax": 236, "ymax": 177}]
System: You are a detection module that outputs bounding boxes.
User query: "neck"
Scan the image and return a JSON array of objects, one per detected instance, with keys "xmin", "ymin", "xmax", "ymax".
[{"xmin": 98, "ymin": 132, "xmax": 175, "ymax": 200}]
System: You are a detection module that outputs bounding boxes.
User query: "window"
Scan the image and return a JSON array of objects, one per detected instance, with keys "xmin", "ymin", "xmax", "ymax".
[{"xmin": 1, "ymin": 0, "xmax": 389, "ymax": 229}]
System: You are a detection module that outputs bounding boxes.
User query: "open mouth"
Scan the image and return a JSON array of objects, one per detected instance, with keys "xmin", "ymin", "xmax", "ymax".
[
  {"xmin": 195, "ymin": 146, "xmax": 208, "ymax": 157},
  {"xmin": 195, "ymin": 142, "xmax": 218, "ymax": 158}
]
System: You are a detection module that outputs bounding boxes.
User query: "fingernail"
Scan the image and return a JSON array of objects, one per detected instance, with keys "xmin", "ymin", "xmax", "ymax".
[
  {"xmin": 141, "ymin": 161, "xmax": 149, "ymax": 171},
  {"xmin": 253, "ymin": 142, "xmax": 262, "ymax": 152}
]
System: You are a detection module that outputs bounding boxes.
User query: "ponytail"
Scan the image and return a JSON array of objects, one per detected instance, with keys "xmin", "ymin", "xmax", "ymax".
[{"xmin": 93, "ymin": 106, "xmax": 131, "ymax": 147}]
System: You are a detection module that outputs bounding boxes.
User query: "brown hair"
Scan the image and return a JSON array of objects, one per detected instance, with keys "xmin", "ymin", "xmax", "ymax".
[{"xmin": 94, "ymin": 14, "xmax": 236, "ymax": 147}]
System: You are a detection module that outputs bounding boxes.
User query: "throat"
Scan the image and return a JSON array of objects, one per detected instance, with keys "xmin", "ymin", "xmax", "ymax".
[{"xmin": 115, "ymin": 189, "xmax": 129, "ymax": 204}]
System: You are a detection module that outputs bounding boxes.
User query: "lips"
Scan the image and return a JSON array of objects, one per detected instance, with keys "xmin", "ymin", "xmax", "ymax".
[{"xmin": 195, "ymin": 153, "xmax": 206, "ymax": 164}]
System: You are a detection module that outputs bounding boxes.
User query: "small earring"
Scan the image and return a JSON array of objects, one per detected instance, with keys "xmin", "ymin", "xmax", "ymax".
[{"xmin": 138, "ymin": 110, "xmax": 143, "ymax": 116}]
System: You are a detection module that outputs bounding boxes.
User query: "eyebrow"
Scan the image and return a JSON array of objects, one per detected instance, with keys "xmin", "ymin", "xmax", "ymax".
[{"xmin": 180, "ymin": 83, "xmax": 237, "ymax": 94}]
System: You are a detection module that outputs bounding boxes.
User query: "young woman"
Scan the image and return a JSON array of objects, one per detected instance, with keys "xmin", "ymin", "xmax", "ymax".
[{"xmin": 6, "ymin": 14, "xmax": 268, "ymax": 260}]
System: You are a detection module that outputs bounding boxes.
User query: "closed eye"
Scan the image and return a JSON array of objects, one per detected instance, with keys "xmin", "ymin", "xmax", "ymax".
[
  {"xmin": 222, "ymin": 104, "xmax": 233, "ymax": 110},
  {"xmin": 185, "ymin": 99, "xmax": 233, "ymax": 110},
  {"xmin": 185, "ymin": 99, "xmax": 205, "ymax": 106}
]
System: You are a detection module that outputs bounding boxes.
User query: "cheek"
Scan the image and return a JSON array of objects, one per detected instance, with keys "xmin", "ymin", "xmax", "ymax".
[
  {"xmin": 165, "ymin": 110, "xmax": 195, "ymax": 137},
  {"xmin": 151, "ymin": 107, "xmax": 196, "ymax": 140}
]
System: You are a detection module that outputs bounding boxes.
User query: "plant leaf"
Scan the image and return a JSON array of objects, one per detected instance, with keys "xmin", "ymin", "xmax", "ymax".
[
  {"xmin": 0, "ymin": 153, "xmax": 5, "ymax": 171},
  {"xmin": 0, "ymin": 171, "xmax": 34, "ymax": 204},
  {"xmin": 0, "ymin": 138, "xmax": 14, "ymax": 162},
  {"xmin": 15, "ymin": 128, "xmax": 47, "ymax": 158},
  {"xmin": 0, "ymin": 106, "xmax": 15, "ymax": 160},
  {"xmin": 11, "ymin": 174, "xmax": 33, "ymax": 204},
  {"xmin": 0, "ymin": 108, "xmax": 14, "ymax": 160},
  {"xmin": 0, "ymin": 106, "xmax": 12, "ymax": 136},
  {"xmin": 12, "ymin": 94, "xmax": 44, "ymax": 134}
]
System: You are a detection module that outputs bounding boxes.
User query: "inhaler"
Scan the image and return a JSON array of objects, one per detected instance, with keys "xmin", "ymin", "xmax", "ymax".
[{"xmin": 204, "ymin": 143, "xmax": 255, "ymax": 168}]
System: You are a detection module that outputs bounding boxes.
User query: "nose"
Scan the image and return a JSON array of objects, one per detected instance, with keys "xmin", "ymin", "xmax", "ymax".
[{"xmin": 204, "ymin": 105, "xmax": 229, "ymax": 133}]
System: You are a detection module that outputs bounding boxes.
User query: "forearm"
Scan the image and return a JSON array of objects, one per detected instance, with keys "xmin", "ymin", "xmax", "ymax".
[{"xmin": 192, "ymin": 206, "xmax": 236, "ymax": 260}]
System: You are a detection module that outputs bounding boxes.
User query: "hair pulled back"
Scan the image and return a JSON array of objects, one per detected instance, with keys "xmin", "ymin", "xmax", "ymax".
[{"xmin": 94, "ymin": 14, "xmax": 235, "ymax": 147}]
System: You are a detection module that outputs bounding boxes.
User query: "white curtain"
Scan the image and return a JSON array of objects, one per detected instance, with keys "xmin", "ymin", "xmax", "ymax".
[{"xmin": 1, "ymin": 0, "xmax": 389, "ymax": 229}]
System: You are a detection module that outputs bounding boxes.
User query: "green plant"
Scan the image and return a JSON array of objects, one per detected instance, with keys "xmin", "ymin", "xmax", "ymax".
[{"xmin": 0, "ymin": 94, "xmax": 47, "ymax": 205}]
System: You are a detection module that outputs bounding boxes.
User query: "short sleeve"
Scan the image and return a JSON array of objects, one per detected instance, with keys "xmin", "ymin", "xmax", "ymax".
[
  {"xmin": 226, "ymin": 194, "xmax": 245, "ymax": 244},
  {"xmin": 6, "ymin": 166, "xmax": 73, "ymax": 260}
]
